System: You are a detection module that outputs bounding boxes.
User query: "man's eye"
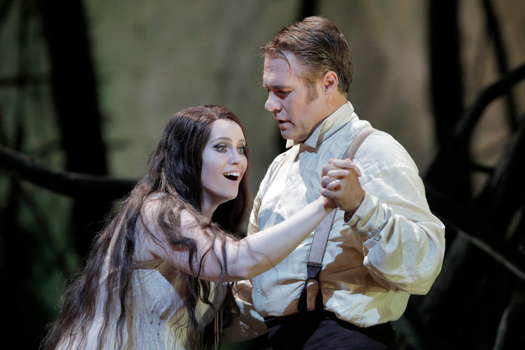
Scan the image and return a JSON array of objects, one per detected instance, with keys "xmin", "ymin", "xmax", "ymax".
[
  {"xmin": 214, "ymin": 144, "xmax": 227, "ymax": 152},
  {"xmin": 276, "ymin": 90, "xmax": 290, "ymax": 98}
]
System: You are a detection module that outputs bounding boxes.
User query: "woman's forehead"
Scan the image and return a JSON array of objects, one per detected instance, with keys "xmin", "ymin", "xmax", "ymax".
[{"xmin": 208, "ymin": 119, "xmax": 245, "ymax": 141}]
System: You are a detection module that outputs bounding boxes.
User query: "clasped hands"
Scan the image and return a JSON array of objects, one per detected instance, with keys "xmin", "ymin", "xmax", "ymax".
[{"xmin": 320, "ymin": 159, "xmax": 365, "ymax": 216}]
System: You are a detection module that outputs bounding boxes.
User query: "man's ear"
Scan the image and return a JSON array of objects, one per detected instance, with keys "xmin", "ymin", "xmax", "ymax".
[{"xmin": 322, "ymin": 71, "xmax": 339, "ymax": 94}]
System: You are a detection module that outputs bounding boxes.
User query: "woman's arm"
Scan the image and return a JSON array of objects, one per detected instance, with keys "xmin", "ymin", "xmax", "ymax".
[{"xmin": 142, "ymin": 197, "xmax": 332, "ymax": 281}]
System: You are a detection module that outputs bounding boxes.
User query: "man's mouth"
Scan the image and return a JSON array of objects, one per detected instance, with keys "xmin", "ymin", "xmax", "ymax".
[
  {"xmin": 278, "ymin": 121, "xmax": 291, "ymax": 129},
  {"xmin": 223, "ymin": 171, "xmax": 241, "ymax": 181}
]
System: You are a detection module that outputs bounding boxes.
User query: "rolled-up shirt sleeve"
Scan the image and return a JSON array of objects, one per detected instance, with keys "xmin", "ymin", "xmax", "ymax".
[{"xmin": 347, "ymin": 144, "xmax": 446, "ymax": 295}]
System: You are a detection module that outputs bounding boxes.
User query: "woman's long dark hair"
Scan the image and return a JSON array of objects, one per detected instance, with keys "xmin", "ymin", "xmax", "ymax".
[{"xmin": 42, "ymin": 105, "xmax": 249, "ymax": 349}]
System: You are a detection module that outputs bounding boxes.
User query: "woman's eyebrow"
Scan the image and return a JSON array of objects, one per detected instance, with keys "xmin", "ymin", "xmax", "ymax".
[
  {"xmin": 210, "ymin": 137, "xmax": 232, "ymax": 142},
  {"xmin": 210, "ymin": 137, "xmax": 246, "ymax": 144}
]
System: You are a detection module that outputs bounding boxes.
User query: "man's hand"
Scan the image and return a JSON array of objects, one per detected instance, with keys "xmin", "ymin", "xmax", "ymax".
[{"xmin": 320, "ymin": 159, "xmax": 365, "ymax": 215}]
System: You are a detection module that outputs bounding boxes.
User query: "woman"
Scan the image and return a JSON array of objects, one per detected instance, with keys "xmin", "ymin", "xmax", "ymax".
[{"xmin": 43, "ymin": 105, "xmax": 335, "ymax": 350}]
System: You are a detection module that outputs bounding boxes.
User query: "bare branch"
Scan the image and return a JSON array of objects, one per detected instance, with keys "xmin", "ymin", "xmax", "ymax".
[
  {"xmin": 425, "ymin": 185, "xmax": 525, "ymax": 281},
  {"xmin": 455, "ymin": 63, "xmax": 525, "ymax": 143},
  {"xmin": 0, "ymin": 144, "xmax": 135, "ymax": 199},
  {"xmin": 456, "ymin": 228, "xmax": 525, "ymax": 281},
  {"xmin": 481, "ymin": 0, "xmax": 519, "ymax": 130},
  {"xmin": 0, "ymin": 74, "xmax": 48, "ymax": 87}
]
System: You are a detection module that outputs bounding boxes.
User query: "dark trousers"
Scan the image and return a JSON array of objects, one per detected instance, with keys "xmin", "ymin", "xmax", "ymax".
[{"xmin": 265, "ymin": 310, "xmax": 396, "ymax": 350}]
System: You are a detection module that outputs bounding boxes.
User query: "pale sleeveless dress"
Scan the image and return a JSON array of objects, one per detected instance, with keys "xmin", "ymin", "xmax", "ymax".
[{"xmin": 57, "ymin": 261, "xmax": 226, "ymax": 350}]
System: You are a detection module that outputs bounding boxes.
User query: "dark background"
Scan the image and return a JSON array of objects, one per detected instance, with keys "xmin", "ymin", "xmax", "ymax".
[{"xmin": 1, "ymin": 0, "xmax": 524, "ymax": 349}]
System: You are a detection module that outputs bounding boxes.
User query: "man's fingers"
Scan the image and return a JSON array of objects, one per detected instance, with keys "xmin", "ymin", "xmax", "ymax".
[
  {"xmin": 321, "ymin": 177, "xmax": 341, "ymax": 190},
  {"xmin": 321, "ymin": 164, "xmax": 337, "ymax": 177},
  {"xmin": 328, "ymin": 158, "xmax": 362, "ymax": 176},
  {"xmin": 329, "ymin": 158, "xmax": 353, "ymax": 167},
  {"xmin": 327, "ymin": 180, "xmax": 341, "ymax": 191},
  {"xmin": 326, "ymin": 169, "xmax": 349, "ymax": 179},
  {"xmin": 321, "ymin": 176, "xmax": 332, "ymax": 188}
]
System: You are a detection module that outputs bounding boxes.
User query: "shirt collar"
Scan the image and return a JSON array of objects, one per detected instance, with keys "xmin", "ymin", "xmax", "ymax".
[{"xmin": 286, "ymin": 101, "xmax": 356, "ymax": 150}]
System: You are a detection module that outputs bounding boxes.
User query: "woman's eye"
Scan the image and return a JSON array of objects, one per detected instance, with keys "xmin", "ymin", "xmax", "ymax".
[
  {"xmin": 238, "ymin": 146, "xmax": 247, "ymax": 155},
  {"xmin": 214, "ymin": 144, "xmax": 227, "ymax": 152}
]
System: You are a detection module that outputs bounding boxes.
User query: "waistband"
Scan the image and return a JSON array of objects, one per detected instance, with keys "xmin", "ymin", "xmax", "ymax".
[
  {"xmin": 264, "ymin": 310, "xmax": 395, "ymax": 345},
  {"xmin": 264, "ymin": 309, "xmax": 328, "ymax": 328}
]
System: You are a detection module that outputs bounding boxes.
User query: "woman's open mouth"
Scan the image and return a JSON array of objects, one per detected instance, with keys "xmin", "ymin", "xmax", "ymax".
[{"xmin": 223, "ymin": 171, "xmax": 240, "ymax": 181}]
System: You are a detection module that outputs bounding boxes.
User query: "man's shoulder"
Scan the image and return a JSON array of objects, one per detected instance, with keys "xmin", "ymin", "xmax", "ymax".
[
  {"xmin": 265, "ymin": 145, "xmax": 299, "ymax": 177},
  {"xmin": 357, "ymin": 128, "xmax": 419, "ymax": 173},
  {"xmin": 250, "ymin": 145, "xmax": 302, "ymax": 202},
  {"xmin": 270, "ymin": 146, "xmax": 298, "ymax": 166},
  {"xmin": 324, "ymin": 111, "xmax": 420, "ymax": 173}
]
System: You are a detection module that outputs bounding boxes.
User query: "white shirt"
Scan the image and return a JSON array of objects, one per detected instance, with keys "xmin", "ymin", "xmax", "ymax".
[{"xmin": 244, "ymin": 101, "xmax": 445, "ymax": 328}]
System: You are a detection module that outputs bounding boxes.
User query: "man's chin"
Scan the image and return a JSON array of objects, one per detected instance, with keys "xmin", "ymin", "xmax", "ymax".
[
  {"xmin": 280, "ymin": 131, "xmax": 305, "ymax": 144},
  {"xmin": 280, "ymin": 130, "xmax": 295, "ymax": 140}
]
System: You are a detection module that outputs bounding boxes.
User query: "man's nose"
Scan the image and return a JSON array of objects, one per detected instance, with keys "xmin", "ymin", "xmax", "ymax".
[{"xmin": 264, "ymin": 93, "xmax": 281, "ymax": 114}]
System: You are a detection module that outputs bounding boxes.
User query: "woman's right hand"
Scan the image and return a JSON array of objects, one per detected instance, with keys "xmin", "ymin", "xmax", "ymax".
[
  {"xmin": 320, "ymin": 158, "xmax": 364, "ymax": 213},
  {"xmin": 321, "ymin": 194, "xmax": 337, "ymax": 210}
]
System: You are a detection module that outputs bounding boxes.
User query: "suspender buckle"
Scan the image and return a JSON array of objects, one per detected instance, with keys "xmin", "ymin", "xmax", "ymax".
[{"xmin": 306, "ymin": 262, "xmax": 322, "ymax": 281}]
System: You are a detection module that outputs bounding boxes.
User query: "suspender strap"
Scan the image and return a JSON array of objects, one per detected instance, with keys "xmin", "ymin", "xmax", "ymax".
[
  {"xmin": 297, "ymin": 261, "xmax": 325, "ymax": 313},
  {"xmin": 345, "ymin": 126, "xmax": 376, "ymax": 162},
  {"xmin": 297, "ymin": 126, "xmax": 375, "ymax": 313}
]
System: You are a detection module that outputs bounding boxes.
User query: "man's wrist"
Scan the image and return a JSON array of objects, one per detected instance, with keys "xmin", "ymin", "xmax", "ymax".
[
  {"xmin": 343, "ymin": 210, "xmax": 355, "ymax": 222},
  {"xmin": 342, "ymin": 193, "xmax": 365, "ymax": 222}
]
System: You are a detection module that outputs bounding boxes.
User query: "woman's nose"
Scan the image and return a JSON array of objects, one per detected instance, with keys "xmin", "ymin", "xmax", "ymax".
[{"xmin": 229, "ymin": 150, "xmax": 242, "ymax": 164}]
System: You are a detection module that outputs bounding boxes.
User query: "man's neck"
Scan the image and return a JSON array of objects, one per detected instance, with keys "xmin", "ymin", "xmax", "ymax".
[
  {"xmin": 326, "ymin": 94, "xmax": 348, "ymax": 117},
  {"xmin": 314, "ymin": 96, "xmax": 348, "ymax": 134},
  {"xmin": 289, "ymin": 97, "xmax": 349, "ymax": 148}
]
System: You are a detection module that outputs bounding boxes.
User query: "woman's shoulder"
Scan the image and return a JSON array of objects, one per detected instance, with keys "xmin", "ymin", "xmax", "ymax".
[
  {"xmin": 144, "ymin": 191, "xmax": 168, "ymax": 204},
  {"xmin": 142, "ymin": 192, "xmax": 184, "ymax": 215},
  {"xmin": 140, "ymin": 192, "xmax": 201, "ymax": 236}
]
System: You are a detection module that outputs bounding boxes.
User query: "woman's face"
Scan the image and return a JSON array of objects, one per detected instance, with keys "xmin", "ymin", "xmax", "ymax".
[{"xmin": 201, "ymin": 119, "xmax": 247, "ymax": 213}]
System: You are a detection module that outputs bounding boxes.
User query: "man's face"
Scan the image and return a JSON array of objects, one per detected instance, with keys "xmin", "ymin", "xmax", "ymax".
[{"xmin": 263, "ymin": 52, "xmax": 328, "ymax": 142}]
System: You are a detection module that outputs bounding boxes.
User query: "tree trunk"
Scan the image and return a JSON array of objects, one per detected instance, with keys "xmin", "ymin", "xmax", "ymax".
[
  {"xmin": 425, "ymin": 0, "xmax": 470, "ymax": 203},
  {"xmin": 39, "ymin": 0, "xmax": 112, "ymax": 258}
]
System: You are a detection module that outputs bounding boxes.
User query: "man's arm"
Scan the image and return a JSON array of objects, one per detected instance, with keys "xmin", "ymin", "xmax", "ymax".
[{"xmin": 321, "ymin": 142, "xmax": 446, "ymax": 294}]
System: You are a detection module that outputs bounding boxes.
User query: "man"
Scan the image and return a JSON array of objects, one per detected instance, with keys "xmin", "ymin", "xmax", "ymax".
[{"xmin": 234, "ymin": 16, "xmax": 445, "ymax": 349}]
